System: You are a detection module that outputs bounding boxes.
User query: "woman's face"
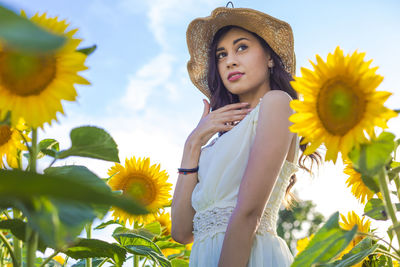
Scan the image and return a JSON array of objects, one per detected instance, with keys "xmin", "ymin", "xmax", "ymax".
[{"xmin": 216, "ymin": 27, "xmax": 273, "ymax": 97}]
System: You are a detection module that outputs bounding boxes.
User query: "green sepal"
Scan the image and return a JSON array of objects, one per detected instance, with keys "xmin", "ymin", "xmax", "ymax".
[
  {"xmin": 77, "ymin": 45, "xmax": 97, "ymax": 56},
  {"xmin": 94, "ymin": 219, "xmax": 124, "ymax": 230}
]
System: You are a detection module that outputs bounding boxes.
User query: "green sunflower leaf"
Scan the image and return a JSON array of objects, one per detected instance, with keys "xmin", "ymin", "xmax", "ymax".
[
  {"xmin": 0, "ymin": 218, "xmax": 47, "ymax": 252},
  {"xmin": 113, "ymin": 226, "xmax": 158, "ymax": 242},
  {"xmin": 0, "ymin": 168, "xmax": 148, "ymax": 248},
  {"xmin": 94, "ymin": 219, "xmax": 124, "ymax": 230},
  {"xmin": 171, "ymin": 258, "xmax": 189, "ymax": 267},
  {"xmin": 65, "ymin": 238, "xmax": 126, "ymax": 267},
  {"xmin": 38, "ymin": 138, "xmax": 59, "ymax": 158},
  {"xmin": 144, "ymin": 221, "xmax": 162, "ymax": 237},
  {"xmin": 0, "ymin": 5, "xmax": 66, "ymax": 52},
  {"xmin": 156, "ymin": 241, "xmax": 185, "ymax": 250},
  {"xmin": 364, "ymin": 198, "xmax": 388, "ymax": 221},
  {"xmin": 56, "ymin": 126, "xmax": 120, "ymax": 163},
  {"xmin": 320, "ymin": 237, "xmax": 378, "ymax": 267},
  {"xmin": 113, "ymin": 232, "xmax": 171, "ymax": 267},
  {"xmin": 71, "ymin": 258, "xmax": 106, "ymax": 267},
  {"xmin": 348, "ymin": 131, "xmax": 395, "ymax": 192},
  {"xmin": 291, "ymin": 212, "xmax": 358, "ymax": 267}
]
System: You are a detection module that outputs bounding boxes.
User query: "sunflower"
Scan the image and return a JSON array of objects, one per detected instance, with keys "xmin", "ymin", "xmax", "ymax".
[
  {"xmin": 0, "ymin": 119, "xmax": 29, "ymax": 169},
  {"xmin": 344, "ymin": 159, "xmax": 382, "ymax": 204},
  {"xmin": 0, "ymin": 11, "xmax": 89, "ymax": 129},
  {"xmin": 52, "ymin": 255, "xmax": 65, "ymax": 265},
  {"xmin": 289, "ymin": 46, "xmax": 397, "ymax": 163},
  {"xmin": 185, "ymin": 242, "xmax": 193, "ymax": 251},
  {"xmin": 155, "ymin": 210, "xmax": 172, "ymax": 236},
  {"xmin": 295, "ymin": 234, "xmax": 314, "ymax": 255},
  {"xmin": 338, "ymin": 211, "xmax": 371, "ymax": 265},
  {"xmin": 161, "ymin": 242, "xmax": 182, "ymax": 257},
  {"xmin": 107, "ymin": 156, "xmax": 172, "ymax": 226}
]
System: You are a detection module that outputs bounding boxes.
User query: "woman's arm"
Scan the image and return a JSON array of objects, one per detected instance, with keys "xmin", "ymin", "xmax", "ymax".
[
  {"xmin": 218, "ymin": 91, "xmax": 295, "ymax": 267},
  {"xmin": 170, "ymin": 135, "xmax": 201, "ymax": 244},
  {"xmin": 171, "ymin": 100, "xmax": 252, "ymax": 244}
]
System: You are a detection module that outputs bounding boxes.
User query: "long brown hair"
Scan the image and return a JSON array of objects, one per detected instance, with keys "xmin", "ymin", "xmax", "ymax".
[{"xmin": 207, "ymin": 25, "xmax": 322, "ymax": 208}]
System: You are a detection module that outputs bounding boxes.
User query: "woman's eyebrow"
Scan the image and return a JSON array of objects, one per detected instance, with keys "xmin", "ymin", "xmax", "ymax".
[
  {"xmin": 233, "ymin": 37, "xmax": 249, "ymax": 45},
  {"xmin": 216, "ymin": 37, "xmax": 249, "ymax": 52}
]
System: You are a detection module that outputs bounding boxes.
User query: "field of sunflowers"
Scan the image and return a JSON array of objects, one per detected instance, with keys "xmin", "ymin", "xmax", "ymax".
[{"xmin": 0, "ymin": 3, "xmax": 400, "ymax": 267}]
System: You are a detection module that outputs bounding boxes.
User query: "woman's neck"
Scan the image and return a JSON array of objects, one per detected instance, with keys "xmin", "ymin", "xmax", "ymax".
[{"xmin": 238, "ymin": 87, "xmax": 271, "ymax": 108}]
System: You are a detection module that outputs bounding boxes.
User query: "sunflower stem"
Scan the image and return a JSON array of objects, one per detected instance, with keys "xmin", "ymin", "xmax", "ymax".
[
  {"xmin": 85, "ymin": 223, "xmax": 92, "ymax": 267},
  {"xmin": 97, "ymin": 258, "xmax": 110, "ymax": 267},
  {"xmin": 378, "ymin": 167, "xmax": 400, "ymax": 251},
  {"xmin": 30, "ymin": 128, "xmax": 37, "ymax": 173},
  {"xmin": 27, "ymin": 128, "xmax": 38, "ymax": 267},
  {"xmin": 39, "ymin": 250, "xmax": 60, "ymax": 267},
  {"xmin": 12, "ymin": 209, "xmax": 22, "ymax": 267},
  {"xmin": 133, "ymin": 221, "xmax": 139, "ymax": 267},
  {"xmin": 374, "ymin": 248, "xmax": 400, "ymax": 262},
  {"xmin": 393, "ymin": 174, "xmax": 400, "ymax": 202},
  {"xmin": 133, "ymin": 254, "xmax": 139, "ymax": 267},
  {"xmin": 0, "ymin": 232, "xmax": 18, "ymax": 267},
  {"xmin": 26, "ymin": 230, "xmax": 38, "ymax": 267}
]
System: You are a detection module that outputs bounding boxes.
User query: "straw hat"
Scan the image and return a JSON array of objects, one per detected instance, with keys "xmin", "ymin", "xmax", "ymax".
[{"xmin": 186, "ymin": 7, "xmax": 295, "ymax": 99}]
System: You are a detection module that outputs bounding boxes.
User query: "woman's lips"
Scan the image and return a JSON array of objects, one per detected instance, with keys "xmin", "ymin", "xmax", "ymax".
[{"xmin": 228, "ymin": 72, "xmax": 244, "ymax": 81}]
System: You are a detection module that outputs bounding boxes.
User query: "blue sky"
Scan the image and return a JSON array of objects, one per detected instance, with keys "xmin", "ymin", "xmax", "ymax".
[{"xmin": 2, "ymin": 0, "xmax": 400, "ymax": 263}]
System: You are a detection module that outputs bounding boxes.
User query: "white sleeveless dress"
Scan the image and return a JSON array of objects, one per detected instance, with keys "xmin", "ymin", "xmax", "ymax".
[{"xmin": 189, "ymin": 98, "xmax": 300, "ymax": 267}]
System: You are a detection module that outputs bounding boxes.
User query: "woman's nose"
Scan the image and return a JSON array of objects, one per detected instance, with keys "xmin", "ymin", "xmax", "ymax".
[{"xmin": 225, "ymin": 54, "xmax": 238, "ymax": 68}]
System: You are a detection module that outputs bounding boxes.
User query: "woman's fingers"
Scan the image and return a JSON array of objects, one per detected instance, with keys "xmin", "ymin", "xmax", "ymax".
[
  {"xmin": 212, "ymin": 102, "xmax": 250, "ymax": 113},
  {"xmin": 217, "ymin": 113, "xmax": 248, "ymax": 123}
]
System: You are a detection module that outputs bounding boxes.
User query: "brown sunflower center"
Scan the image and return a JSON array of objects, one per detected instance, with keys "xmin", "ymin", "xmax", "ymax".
[
  {"xmin": 0, "ymin": 50, "xmax": 56, "ymax": 96},
  {"xmin": 125, "ymin": 175, "xmax": 156, "ymax": 206},
  {"xmin": 0, "ymin": 125, "xmax": 12, "ymax": 146},
  {"xmin": 317, "ymin": 78, "xmax": 366, "ymax": 136}
]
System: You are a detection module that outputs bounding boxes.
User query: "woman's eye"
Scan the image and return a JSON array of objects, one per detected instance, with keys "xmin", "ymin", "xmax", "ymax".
[
  {"xmin": 237, "ymin": 44, "xmax": 248, "ymax": 52},
  {"xmin": 216, "ymin": 52, "xmax": 226, "ymax": 60}
]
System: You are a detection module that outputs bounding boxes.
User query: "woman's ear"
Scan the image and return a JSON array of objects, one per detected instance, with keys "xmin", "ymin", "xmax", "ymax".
[{"xmin": 267, "ymin": 58, "xmax": 275, "ymax": 68}]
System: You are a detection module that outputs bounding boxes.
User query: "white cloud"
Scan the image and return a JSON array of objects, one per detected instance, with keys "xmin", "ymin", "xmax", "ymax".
[
  {"xmin": 146, "ymin": 0, "xmax": 220, "ymax": 50},
  {"xmin": 121, "ymin": 53, "xmax": 175, "ymax": 111}
]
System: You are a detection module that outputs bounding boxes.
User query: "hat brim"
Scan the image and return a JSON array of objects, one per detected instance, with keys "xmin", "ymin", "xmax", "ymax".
[{"xmin": 186, "ymin": 7, "xmax": 295, "ymax": 99}]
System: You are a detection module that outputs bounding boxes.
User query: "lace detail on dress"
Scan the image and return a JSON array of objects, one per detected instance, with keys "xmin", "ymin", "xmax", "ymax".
[{"xmin": 192, "ymin": 206, "xmax": 277, "ymax": 242}]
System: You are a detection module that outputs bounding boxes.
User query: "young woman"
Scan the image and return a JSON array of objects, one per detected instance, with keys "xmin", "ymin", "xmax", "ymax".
[{"xmin": 171, "ymin": 6, "xmax": 320, "ymax": 267}]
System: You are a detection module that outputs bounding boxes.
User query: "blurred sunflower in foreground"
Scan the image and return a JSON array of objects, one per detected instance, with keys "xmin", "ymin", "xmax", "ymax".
[
  {"xmin": 289, "ymin": 46, "xmax": 397, "ymax": 164},
  {"xmin": 0, "ymin": 118, "xmax": 29, "ymax": 168},
  {"xmin": 107, "ymin": 156, "xmax": 172, "ymax": 225},
  {"xmin": 0, "ymin": 11, "xmax": 90, "ymax": 128},
  {"xmin": 344, "ymin": 159, "xmax": 382, "ymax": 204}
]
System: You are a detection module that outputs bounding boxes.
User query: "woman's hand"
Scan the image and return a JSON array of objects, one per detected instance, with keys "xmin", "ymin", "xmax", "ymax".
[{"xmin": 187, "ymin": 99, "xmax": 252, "ymax": 148}]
